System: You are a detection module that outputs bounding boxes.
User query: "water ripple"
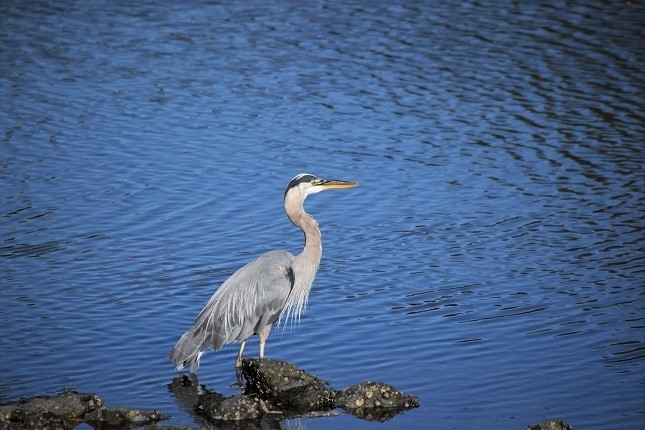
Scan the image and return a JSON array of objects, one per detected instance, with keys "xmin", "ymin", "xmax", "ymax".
[{"xmin": 1, "ymin": 1, "xmax": 643, "ymax": 429}]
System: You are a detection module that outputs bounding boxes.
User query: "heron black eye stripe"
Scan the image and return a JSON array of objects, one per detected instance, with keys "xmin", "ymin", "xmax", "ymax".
[{"xmin": 284, "ymin": 173, "xmax": 318, "ymax": 199}]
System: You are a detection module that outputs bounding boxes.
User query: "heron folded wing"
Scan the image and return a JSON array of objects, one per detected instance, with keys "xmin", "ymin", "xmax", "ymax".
[{"xmin": 192, "ymin": 250, "xmax": 296, "ymax": 348}]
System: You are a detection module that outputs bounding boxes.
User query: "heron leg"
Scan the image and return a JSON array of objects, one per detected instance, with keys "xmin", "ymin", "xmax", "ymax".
[
  {"xmin": 236, "ymin": 339, "xmax": 246, "ymax": 369},
  {"xmin": 259, "ymin": 324, "xmax": 272, "ymax": 359},
  {"xmin": 232, "ymin": 340, "xmax": 247, "ymax": 387}
]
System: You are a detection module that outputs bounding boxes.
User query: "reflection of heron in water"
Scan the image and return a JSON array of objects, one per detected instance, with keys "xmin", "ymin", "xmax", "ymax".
[{"xmin": 168, "ymin": 173, "xmax": 358, "ymax": 374}]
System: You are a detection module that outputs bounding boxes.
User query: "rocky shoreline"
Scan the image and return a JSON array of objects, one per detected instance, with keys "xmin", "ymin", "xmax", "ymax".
[
  {"xmin": 169, "ymin": 358, "xmax": 420, "ymax": 427},
  {"xmin": 0, "ymin": 358, "xmax": 574, "ymax": 429},
  {"xmin": 1, "ymin": 358, "xmax": 419, "ymax": 429},
  {"xmin": 0, "ymin": 390, "xmax": 168, "ymax": 429}
]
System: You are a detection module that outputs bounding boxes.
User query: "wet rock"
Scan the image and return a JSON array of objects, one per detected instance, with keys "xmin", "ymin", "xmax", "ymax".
[
  {"xmin": 176, "ymin": 372, "xmax": 274, "ymax": 423},
  {"xmin": 0, "ymin": 390, "xmax": 170, "ymax": 429},
  {"xmin": 198, "ymin": 394, "xmax": 266, "ymax": 421},
  {"xmin": 168, "ymin": 375, "xmax": 228, "ymax": 428},
  {"xmin": 0, "ymin": 390, "xmax": 102, "ymax": 428},
  {"xmin": 335, "ymin": 381, "xmax": 420, "ymax": 421},
  {"xmin": 142, "ymin": 425, "xmax": 195, "ymax": 430},
  {"xmin": 84, "ymin": 406, "xmax": 169, "ymax": 426},
  {"xmin": 336, "ymin": 381, "xmax": 419, "ymax": 409},
  {"xmin": 0, "ymin": 409, "xmax": 66, "ymax": 430},
  {"xmin": 526, "ymin": 419, "xmax": 574, "ymax": 430},
  {"xmin": 1, "ymin": 361, "xmax": 419, "ymax": 427},
  {"xmin": 242, "ymin": 358, "xmax": 336, "ymax": 412}
]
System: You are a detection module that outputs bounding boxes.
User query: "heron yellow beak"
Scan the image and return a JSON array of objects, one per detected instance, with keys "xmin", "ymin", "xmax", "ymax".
[{"xmin": 319, "ymin": 179, "xmax": 359, "ymax": 189}]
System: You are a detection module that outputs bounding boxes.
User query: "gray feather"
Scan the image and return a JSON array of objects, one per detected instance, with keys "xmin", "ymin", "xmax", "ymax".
[
  {"xmin": 167, "ymin": 250, "xmax": 295, "ymax": 371},
  {"xmin": 167, "ymin": 174, "xmax": 356, "ymax": 373}
]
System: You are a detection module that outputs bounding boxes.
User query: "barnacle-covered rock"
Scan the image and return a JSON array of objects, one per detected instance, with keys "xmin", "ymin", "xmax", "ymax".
[
  {"xmin": 198, "ymin": 394, "xmax": 266, "ymax": 421},
  {"xmin": 0, "ymin": 390, "xmax": 102, "ymax": 428},
  {"xmin": 242, "ymin": 358, "xmax": 336, "ymax": 412},
  {"xmin": 526, "ymin": 419, "xmax": 574, "ymax": 430},
  {"xmin": 0, "ymin": 390, "xmax": 169, "ymax": 429},
  {"xmin": 84, "ymin": 406, "xmax": 169, "ymax": 426},
  {"xmin": 335, "ymin": 381, "xmax": 419, "ymax": 421}
]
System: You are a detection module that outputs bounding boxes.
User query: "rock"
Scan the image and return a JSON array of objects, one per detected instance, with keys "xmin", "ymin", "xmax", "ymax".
[
  {"xmin": 168, "ymin": 375, "xmax": 222, "ymax": 415},
  {"xmin": 241, "ymin": 358, "xmax": 336, "ymax": 412},
  {"xmin": 198, "ymin": 394, "xmax": 266, "ymax": 421},
  {"xmin": 0, "ymin": 360, "xmax": 420, "ymax": 427},
  {"xmin": 84, "ymin": 406, "xmax": 169, "ymax": 426},
  {"xmin": 526, "ymin": 419, "xmax": 574, "ymax": 430},
  {"xmin": 0, "ymin": 409, "xmax": 66, "ymax": 430},
  {"xmin": 142, "ymin": 425, "xmax": 195, "ymax": 430},
  {"xmin": 335, "ymin": 381, "xmax": 420, "ymax": 422},
  {"xmin": 0, "ymin": 390, "xmax": 102, "ymax": 428},
  {"xmin": 174, "ymin": 372, "xmax": 274, "ymax": 423},
  {"xmin": 0, "ymin": 390, "xmax": 169, "ymax": 429}
]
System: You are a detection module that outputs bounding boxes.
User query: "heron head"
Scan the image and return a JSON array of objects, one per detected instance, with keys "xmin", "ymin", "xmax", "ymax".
[{"xmin": 284, "ymin": 173, "xmax": 358, "ymax": 201}]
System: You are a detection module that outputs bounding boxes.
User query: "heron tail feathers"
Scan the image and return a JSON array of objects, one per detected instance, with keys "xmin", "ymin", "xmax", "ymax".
[{"xmin": 167, "ymin": 329, "xmax": 208, "ymax": 373}]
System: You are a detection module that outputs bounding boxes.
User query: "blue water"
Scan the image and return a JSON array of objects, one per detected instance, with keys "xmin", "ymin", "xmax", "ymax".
[{"xmin": 1, "ymin": 1, "xmax": 643, "ymax": 429}]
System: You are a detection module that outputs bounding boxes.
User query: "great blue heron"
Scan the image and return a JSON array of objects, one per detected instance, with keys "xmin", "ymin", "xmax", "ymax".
[{"xmin": 168, "ymin": 173, "xmax": 358, "ymax": 374}]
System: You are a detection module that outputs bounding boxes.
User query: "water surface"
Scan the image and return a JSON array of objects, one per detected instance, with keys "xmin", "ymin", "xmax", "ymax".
[{"xmin": 1, "ymin": 1, "xmax": 643, "ymax": 429}]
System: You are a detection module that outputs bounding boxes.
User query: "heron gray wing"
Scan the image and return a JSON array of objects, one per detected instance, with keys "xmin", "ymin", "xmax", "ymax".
[
  {"xmin": 167, "ymin": 250, "xmax": 295, "ymax": 370},
  {"xmin": 195, "ymin": 250, "xmax": 295, "ymax": 342}
]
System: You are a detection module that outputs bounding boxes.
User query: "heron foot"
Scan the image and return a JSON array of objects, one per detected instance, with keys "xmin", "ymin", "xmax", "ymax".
[
  {"xmin": 231, "ymin": 360, "xmax": 244, "ymax": 388},
  {"xmin": 229, "ymin": 378, "xmax": 244, "ymax": 388}
]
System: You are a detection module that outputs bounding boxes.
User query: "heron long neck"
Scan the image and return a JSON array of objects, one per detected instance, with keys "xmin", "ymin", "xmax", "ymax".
[
  {"xmin": 281, "ymin": 193, "xmax": 322, "ymax": 324},
  {"xmin": 295, "ymin": 211, "xmax": 322, "ymax": 269}
]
